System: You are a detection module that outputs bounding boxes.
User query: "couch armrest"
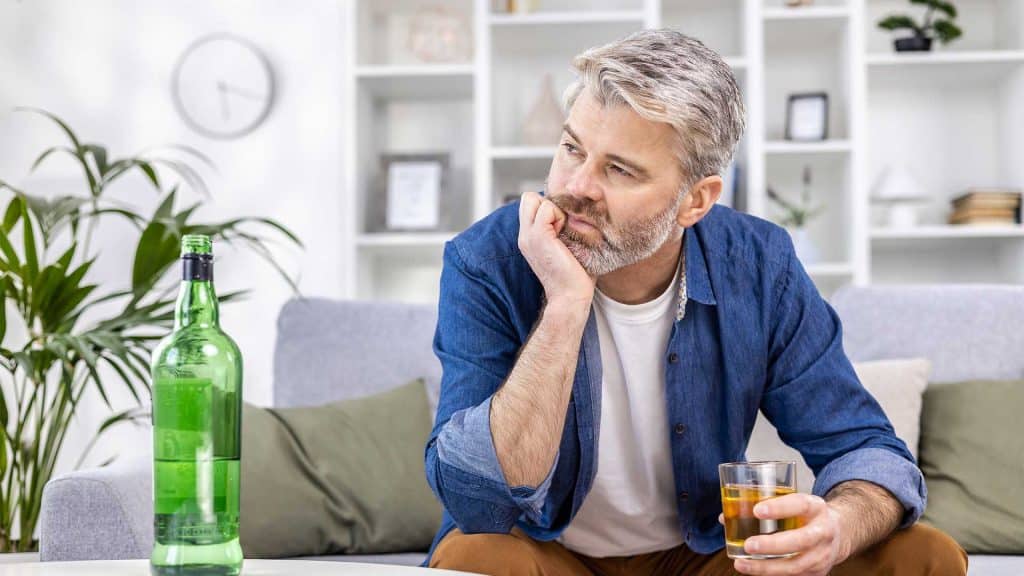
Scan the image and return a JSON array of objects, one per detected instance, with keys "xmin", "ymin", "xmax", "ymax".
[{"xmin": 39, "ymin": 454, "xmax": 153, "ymax": 561}]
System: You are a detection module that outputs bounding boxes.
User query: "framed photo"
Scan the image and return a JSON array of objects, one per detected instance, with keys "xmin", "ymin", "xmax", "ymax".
[
  {"xmin": 785, "ymin": 92, "xmax": 829, "ymax": 141},
  {"xmin": 377, "ymin": 153, "xmax": 449, "ymax": 231}
]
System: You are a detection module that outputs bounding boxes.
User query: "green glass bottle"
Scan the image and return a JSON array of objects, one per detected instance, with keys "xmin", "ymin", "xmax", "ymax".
[{"xmin": 150, "ymin": 235, "xmax": 243, "ymax": 576}]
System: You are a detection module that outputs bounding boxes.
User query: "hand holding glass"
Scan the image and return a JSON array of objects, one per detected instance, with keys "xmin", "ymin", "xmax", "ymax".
[{"xmin": 719, "ymin": 461, "xmax": 804, "ymax": 560}]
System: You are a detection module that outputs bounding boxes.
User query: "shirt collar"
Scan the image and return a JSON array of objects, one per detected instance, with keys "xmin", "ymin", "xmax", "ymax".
[{"xmin": 676, "ymin": 226, "xmax": 717, "ymax": 321}]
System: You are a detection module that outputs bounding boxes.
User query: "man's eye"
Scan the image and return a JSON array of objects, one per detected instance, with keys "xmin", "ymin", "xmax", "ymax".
[
  {"xmin": 562, "ymin": 143, "xmax": 579, "ymax": 155},
  {"xmin": 611, "ymin": 165, "xmax": 632, "ymax": 178}
]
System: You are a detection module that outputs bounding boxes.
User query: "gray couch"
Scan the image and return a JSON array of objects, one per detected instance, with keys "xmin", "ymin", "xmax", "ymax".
[{"xmin": 39, "ymin": 285, "xmax": 1024, "ymax": 574}]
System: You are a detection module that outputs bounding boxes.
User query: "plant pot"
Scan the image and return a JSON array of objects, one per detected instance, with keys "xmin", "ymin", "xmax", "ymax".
[
  {"xmin": 894, "ymin": 36, "xmax": 932, "ymax": 52},
  {"xmin": 787, "ymin": 227, "xmax": 820, "ymax": 265}
]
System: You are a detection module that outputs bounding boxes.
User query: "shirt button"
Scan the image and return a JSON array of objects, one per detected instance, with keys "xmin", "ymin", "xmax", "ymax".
[
  {"xmin": 668, "ymin": 352, "xmax": 680, "ymax": 364},
  {"xmin": 674, "ymin": 423, "xmax": 687, "ymax": 435},
  {"xmin": 678, "ymin": 491, "xmax": 689, "ymax": 502}
]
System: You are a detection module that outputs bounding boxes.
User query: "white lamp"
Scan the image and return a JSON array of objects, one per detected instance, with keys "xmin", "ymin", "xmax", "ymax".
[{"xmin": 871, "ymin": 165, "xmax": 929, "ymax": 228}]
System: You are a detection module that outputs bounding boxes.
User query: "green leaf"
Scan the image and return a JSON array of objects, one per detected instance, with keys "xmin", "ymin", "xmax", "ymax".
[
  {"xmin": 877, "ymin": 14, "xmax": 921, "ymax": 34},
  {"xmin": 0, "ymin": 230, "xmax": 20, "ymax": 273},
  {"xmin": 933, "ymin": 19, "xmax": 962, "ymax": 43},
  {"xmin": 61, "ymin": 336, "xmax": 111, "ymax": 408},
  {"xmin": 55, "ymin": 243, "xmax": 76, "ymax": 271},
  {"xmin": 101, "ymin": 159, "xmax": 161, "ymax": 191},
  {"xmin": 910, "ymin": 0, "xmax": 956, "ymax": 19},
  {"xmin": 0, "ymin": 277, "xmax": 6, "ymax": 347},
  {"xmin": 29, "ymin": 146, "xmax": 74, "ymax": 173},
  {"xmin": 154, "ymin": 188, "xmax": 177, "ymax": 221},
  {"xmin": 2, "ymin": 197, "xmax": 20, "ymax": 234},
  {"xmin": 144, "ymin": 143, "xmax": 217, "ymax": 171},
  {"xmin": 20, "ymin": 200, "xmax": 40, "ymax": 285},
  {"xmin": 16, "ymin": 108, "xmax": 82, "ymax": 150},
  {"xmin": 137, "ymin": 162, "xmax": 160, "ymax": 190},
  {"xmin": 131, "ymin": 221, "xmax": 178, "ymax": 299},
  {"xmin": 130, "ymin": 189, "xmax": 184, "ymax": 298},
  {"xmin": 84, "ymin": 145, "xmax": 109, "ymax": 177},
  {"xmin": 94, "ymin": 351, "xmax": 142, "ymax": 404},
  {"xmin": 149, "ymin": 158, "xmax": 208, "ymax": 198}
]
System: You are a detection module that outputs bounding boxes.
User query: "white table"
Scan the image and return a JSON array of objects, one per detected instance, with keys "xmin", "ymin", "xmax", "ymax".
[{"xmin": 0, "ymin": 560, "xmax": 480, "ymax": 575}]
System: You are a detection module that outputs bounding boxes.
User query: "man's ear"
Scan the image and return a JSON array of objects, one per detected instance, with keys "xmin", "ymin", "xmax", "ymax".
[{"xmin": 676, "ymin": 175, "xmax": 723, "ymax": 228}]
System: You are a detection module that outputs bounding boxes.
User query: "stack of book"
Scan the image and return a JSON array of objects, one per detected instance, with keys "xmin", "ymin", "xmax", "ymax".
[{"xmin": 948, "ymin": 188, "xmax": 1022, "ymax": 226}]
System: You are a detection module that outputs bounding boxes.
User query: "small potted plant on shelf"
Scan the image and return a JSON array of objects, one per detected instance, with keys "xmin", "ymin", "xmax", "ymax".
[
  {"xmin": 767, "ymin": 165, "xmax": 825, "ymax": 265},
  {"xmin": 877, "ymin": 0, "xmax": 962, "ymax": 52}
]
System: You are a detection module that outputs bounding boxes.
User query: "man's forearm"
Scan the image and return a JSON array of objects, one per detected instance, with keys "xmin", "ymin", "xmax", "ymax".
[
  {"xmin": 825, "ymin": 480, "xmax": 904, "ymax": 560},
  {"xmin": 490, "ymin": 299, "xmax": 590, "ymax": 489}
]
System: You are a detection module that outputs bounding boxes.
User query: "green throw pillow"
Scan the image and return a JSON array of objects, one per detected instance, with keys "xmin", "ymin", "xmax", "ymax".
[
  {"xmin": 239, "ymin": 379, "xmax": 441, "ymax": 558},
  {"xmin": 919, "ymin": 380, "xmax": 1024, "ymax": 554}
]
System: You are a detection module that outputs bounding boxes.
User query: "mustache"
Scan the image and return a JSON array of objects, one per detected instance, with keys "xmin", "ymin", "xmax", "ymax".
[{"xmin": 546, "ymin": 194, "xmax": 609, "ymax": 228}]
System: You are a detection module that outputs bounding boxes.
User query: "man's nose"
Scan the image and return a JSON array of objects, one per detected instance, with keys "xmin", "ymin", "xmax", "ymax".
[{"xmin": 565, "ymin": 163, "xmax": 604, "ymax": 203}]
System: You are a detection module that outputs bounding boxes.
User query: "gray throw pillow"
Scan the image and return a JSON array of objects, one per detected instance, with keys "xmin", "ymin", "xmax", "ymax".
[
  {"xmin": 919, "ymin": 380, "xmax": 1024, "ymax": 554},
  {"xmin": 239, "ymin": 378, "xmax": 441, "ymax": 558}
]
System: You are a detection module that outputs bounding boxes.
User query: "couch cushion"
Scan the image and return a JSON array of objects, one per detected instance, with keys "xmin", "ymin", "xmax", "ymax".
[
  {"xmin": 240, "ymin": 379, "xmax": 441, "ymax": 558},
  {"xmin": 919, "ymin": 380, "xmax": 1024, "ymax": 554},
  {"xmin": 830, "ymin": 285, "xmax": 1024, "ymax": 383},
  {"xmin": 746, "ymin": 358, "xmax": 930, "ymax": 492},
  {"xmin": 273, "ymin": 298, "xmax": 441, "ymax": 413}
]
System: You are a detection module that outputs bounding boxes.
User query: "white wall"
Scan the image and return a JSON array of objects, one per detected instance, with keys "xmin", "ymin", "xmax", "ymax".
[{"xmin": 0, "ymin": 0, "xmax": 347, "ymax": 478}]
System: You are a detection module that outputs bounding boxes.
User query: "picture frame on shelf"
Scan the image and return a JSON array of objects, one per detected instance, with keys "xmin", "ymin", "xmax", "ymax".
[
  {"xmin": 785, "ymin": 92, "xmax": 829, "ymax": 141},
  {"xmin": 375, "ymin": 152, "xmax": 449, "ymax": 232},
  {"xmin": 407, "ymin": 4, "xmax": 473, "ymax": 64}
]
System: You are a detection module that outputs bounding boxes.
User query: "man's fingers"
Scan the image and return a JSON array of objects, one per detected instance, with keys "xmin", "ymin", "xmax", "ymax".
[
  {"xmin": 519, "ymin": 192, "xmax": 542, "ymax": 226},
  {"xmin": 533, "ymin": 199, "xmax": 565, "ymax": 235},
  {"xmin": 718, "ymin": 513, "xmax": 725, "ymax": 526},
  {"xmin": 754, "ymin": 493, "xmax": 825, "ymax": 521},
  {"xmin": 744, "ymin": 522, "xmax": 828, "ymax": 556}
]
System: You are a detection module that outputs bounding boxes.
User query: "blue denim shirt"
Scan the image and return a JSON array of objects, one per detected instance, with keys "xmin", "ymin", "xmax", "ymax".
[{"xmin": 423, "ymin": 201, "xmax": 926, "ymax": 565}]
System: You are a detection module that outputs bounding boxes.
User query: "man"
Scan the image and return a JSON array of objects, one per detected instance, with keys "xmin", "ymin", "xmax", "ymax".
[{"xmin": 423, "ymin": 29, "xmax": 967, "ymax": 576}]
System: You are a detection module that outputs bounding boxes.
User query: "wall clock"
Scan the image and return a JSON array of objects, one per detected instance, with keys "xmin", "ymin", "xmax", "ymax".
[{"xmin": 172, "ymin": 33, "xmax": 275, "ymax": 139}]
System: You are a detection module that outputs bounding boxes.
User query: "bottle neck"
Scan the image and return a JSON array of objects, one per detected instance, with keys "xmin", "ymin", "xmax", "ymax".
[{"xmin": 175, "ymin": 256, "xmax": 219, "ymax": 329}]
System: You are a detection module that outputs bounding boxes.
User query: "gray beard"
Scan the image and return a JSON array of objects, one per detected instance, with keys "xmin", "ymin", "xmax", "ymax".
[{"xmin": 558, "ymin": 196, "xmax": 682, "ymax": 276}]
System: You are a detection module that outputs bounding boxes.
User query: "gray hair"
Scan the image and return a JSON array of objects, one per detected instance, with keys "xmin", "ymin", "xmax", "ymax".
[{"xmin": 563, "ymin": 29, "xmax": 746, "ymax": 191}]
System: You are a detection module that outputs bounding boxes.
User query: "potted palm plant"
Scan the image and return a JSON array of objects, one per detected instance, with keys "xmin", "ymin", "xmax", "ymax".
[
  {"xmin": 877, "ymin": 0, "xmax": 962, "ymax": 52},
  {"xmin": 0, "ymin": 109, "xmax": 301, "ymax": 552},
  {"xmin": 767, "ymin": 165, "xmax": 825, "ymax": 265}
]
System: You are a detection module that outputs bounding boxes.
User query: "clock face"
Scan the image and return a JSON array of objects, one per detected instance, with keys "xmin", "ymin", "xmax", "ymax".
[{"xmin": 173, "ymin": 34, "xmax": 275, "ymax": 139}]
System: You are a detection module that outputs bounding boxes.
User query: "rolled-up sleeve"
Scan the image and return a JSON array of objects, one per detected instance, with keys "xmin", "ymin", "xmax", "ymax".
[
  {"xmin": 424, "ymin": 241, "xmax": 558, "ymax": 534},
  {"xmin": 760, "ymin": 230, "xmax": 926, "ymax": 528}
]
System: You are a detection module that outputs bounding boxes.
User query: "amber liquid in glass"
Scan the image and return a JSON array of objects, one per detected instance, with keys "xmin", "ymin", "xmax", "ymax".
[{"xmin": 721, "ymin": 484, "xmax": 803, "ymax": 559}]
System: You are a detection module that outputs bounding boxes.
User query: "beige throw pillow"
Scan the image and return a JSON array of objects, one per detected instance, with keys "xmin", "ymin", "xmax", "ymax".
[{"xmin": 745, "ymin": 358, "xmax": 931, "ymax": 493}]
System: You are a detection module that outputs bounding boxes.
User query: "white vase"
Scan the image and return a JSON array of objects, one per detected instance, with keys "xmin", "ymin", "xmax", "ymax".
[
  {"xmin": 521, "ymin": 73, "xmax": 564, "ymax": 146},
  {"xmin": 789, "ymin": 227, "xmax": 820, "ymax": 264}
]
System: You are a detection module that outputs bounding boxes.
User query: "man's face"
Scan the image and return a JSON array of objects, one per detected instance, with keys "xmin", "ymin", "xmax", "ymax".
[{"xmin": 545, "ymin": 89, "xmax": 687, "ymax": 277}]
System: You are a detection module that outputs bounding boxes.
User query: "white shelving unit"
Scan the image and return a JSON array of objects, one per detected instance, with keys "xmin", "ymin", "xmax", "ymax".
[{"xmin": 344, "ymin": 0, "xmax": 1024, "ymax": 302}]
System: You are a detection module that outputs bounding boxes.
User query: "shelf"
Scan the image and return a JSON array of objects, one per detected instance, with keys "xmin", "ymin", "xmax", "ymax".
[
  {"xmin": 356, "ymin": 233, "xmax": 456, "ymax": 250},
  {"xmin": 871, "ymin": 225, "xmax": 1024, "ymax": 241},
  {"xmin": 867, "ymin": 50, "xmax": 1024, "ymax": 87},
  {"xmin": 491, "ymin": 146, "xmax": 558, "ymax": 160},
  {"xmin": 867, "ymin": 50, "xmax": 1024, "ymax": 67},
  {"xmin": 490, "ymin": 10, "xmax": 645, "ymax": 26},
  {"xmin": 356, "ymin": 65, "xmax": 475, "ymax": 99},
  {"xmin": 805, "ymin": 262, "xmax": 854, "ymax": 276},
  {"xmin": 763, "ymin": 6, "xmax": 849, "ymax": 21},
  {"xmin": 765, "ymin": 140, "xmax": 852, "ymax": 155}
]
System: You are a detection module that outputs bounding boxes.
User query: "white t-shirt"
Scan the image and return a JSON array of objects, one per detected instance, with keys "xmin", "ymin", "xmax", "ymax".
[{"xmin": 557, "ymin": 268, "xmax": 684, "ymax": 558}]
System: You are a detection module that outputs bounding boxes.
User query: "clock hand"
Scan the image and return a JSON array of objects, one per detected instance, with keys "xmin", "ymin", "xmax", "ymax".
[{"xmin": 219, "ymin": 81, "xmax": 265, "ymax": 101}]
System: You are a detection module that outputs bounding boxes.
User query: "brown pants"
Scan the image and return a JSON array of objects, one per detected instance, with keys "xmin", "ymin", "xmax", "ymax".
[{"xmin": 430, "ymin": 523, "xmax": 967, "ymax": 576}]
